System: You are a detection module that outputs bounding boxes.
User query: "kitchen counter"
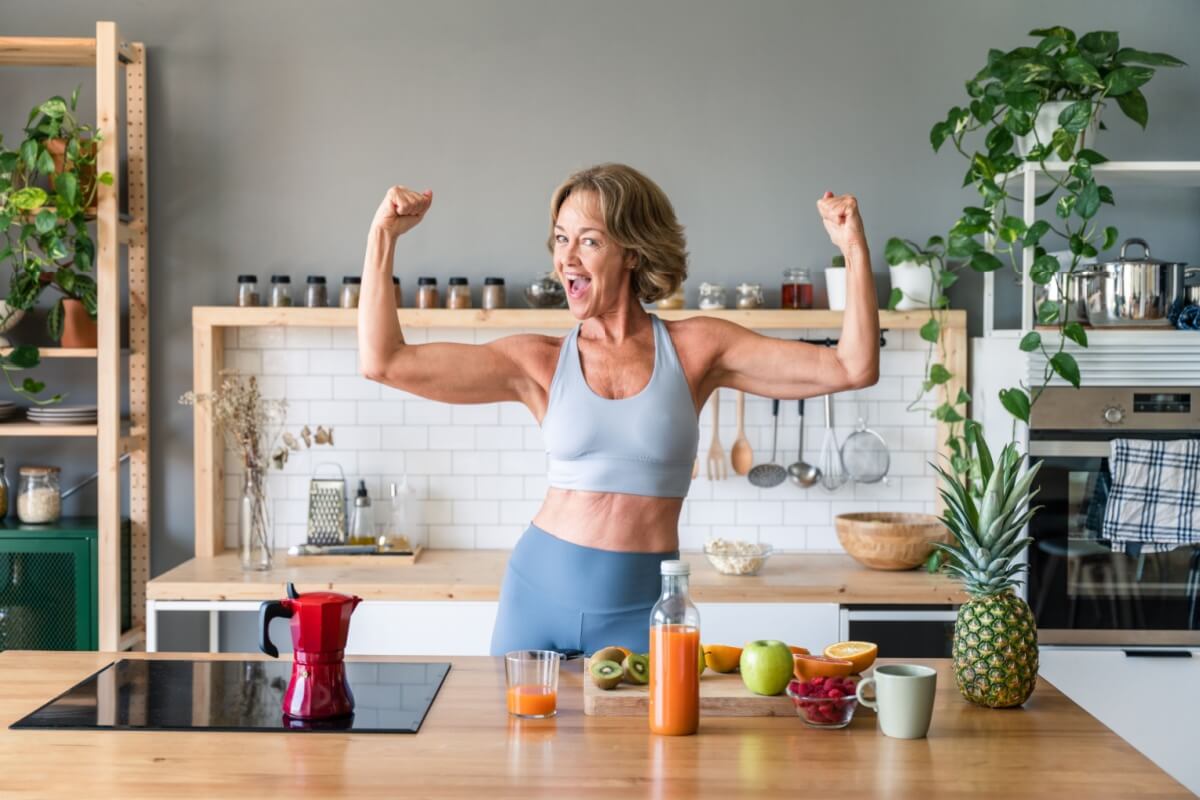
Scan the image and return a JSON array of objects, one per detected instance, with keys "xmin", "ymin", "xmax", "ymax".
[
  {"xmin": 147, "ymin": 550, "xmax": 967, "ymax": 604},
  {"xmin": 0, "ymin": 651, "xmax": 1185, "ymax": 798}
]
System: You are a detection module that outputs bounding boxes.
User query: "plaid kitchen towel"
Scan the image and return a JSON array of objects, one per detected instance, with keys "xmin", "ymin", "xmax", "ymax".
[{"xmin": 1102, "ymin": 438, "xmax": 1200, "ymax": 552}]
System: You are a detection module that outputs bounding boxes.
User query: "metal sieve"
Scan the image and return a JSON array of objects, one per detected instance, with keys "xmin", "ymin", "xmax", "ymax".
[{"xmin": 840, "ymin": 417, "xmax": 891, "ymax": 484}]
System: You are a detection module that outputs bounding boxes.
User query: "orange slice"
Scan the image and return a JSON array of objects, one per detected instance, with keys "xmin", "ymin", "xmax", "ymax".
[
  {"xmin": 793, "ymin": 654, "xmax": 854, "ymax": 680},
  {"xmin": 823, "ymin": 641, "xmax": 878, "ymax": 674},
  {"xmin": 788, "ymin": 645, "xmax": 810, "ymax": 656},
  {"xmin": 703, "ymin": 644, "xmax": 743, "ymax": 673},
  {"xmin": 614, "ymin": 646, "xmax": 632, "ymax": 661}
]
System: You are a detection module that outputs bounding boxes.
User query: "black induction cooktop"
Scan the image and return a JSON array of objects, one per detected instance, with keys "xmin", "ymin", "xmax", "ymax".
[{"xmin": 11, "ymin": 659, "xmax": 451, "ymax": 733}]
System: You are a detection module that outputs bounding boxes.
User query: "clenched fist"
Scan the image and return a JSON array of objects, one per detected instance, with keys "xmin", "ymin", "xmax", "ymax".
[
  {"xmin": 817, "ymin": 191, "xmax": 865, "ymax": 254},
  {"xmin": 371, "ymin": 185, "xmax": 433, "ymax": 240}
]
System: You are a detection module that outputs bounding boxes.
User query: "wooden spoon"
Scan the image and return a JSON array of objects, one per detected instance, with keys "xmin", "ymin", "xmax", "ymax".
[{"xmin": 730, "ymin": 391, "xmax": 754, "ymax": 476}]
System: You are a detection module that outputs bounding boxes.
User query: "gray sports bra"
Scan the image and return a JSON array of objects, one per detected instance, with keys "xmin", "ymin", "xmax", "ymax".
[{"xmin": 542, "ymin": 314, "xmax": 699, "ymax": 498}]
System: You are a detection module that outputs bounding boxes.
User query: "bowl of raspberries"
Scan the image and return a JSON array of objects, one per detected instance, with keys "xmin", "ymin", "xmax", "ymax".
[{"xmin": 786, "ymin": 675, "xmax": 859, "ymax": 729}]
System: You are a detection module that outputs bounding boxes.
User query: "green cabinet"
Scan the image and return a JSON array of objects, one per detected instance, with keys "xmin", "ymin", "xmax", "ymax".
[{"xmin": 0, "ymin": 518, "xmax": 130, "ymax": 651}]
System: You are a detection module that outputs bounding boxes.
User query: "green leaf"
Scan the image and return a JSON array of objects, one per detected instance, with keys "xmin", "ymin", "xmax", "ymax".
[
  {"xmin": 39, "ymin": 97, "xmax": 68, "ymax": 119},
  {"xmin": 9, "ymin": 186, "xmax": 48, "ymax": 211},
  {"xmin": 1031, "ymin": 254, "xmax": 1060, "ymax": 285},
  {"xmin": 1034, "ymin": 188, "xmax": 1056, "ymax": 206},
  {"xmin": 21, "ymin": 377, "xmax": 46, "ymax": 395},
  {"xmin": 1062, "ymin": 56, "xmax": 1103, "ymax": 88},
  {"xmin": 887, "ymin": 288, "xmax": 903, "ymax": 311},
  {"xmin": 969, "ymin": 251, "xmax": 1004, "ymax": 272},
  {"xmin": 930, "ymin": 121, "xmax": 950, "ymax": 152},
  {"xmin": 920, "ymin": 317, "xmax": 941, "ymax": 343},
  {"xmin": 884, "ymin": 237, "xmax": 919, "ymax": 266},
  {"xmin": 947, "ymin": 233, "xmax": 982, "ymax": 258},
  {"xmin": 1076, "ymin": 148, "xmax": 1108, "ymax": 165},
  {"xmin": 928, "ymin": 363, "xmax": 952, "ymax": 385},
  {"xmin": 36, "ymin": 148, "xmax": 55, "ymax": 175},
  {"xmin": 1078, "ymin": 30, "xmax": 1119, "ymax": 57},
  {"xmin": 1116, "ymin": 88, "xmax": 1148, "ymax": 129},
  {"xmin": 1050, "ymin": 351, "xmax": 1081, "ymax": 387},
  {"xmin": 934, "ymin": 403, "xmax": 964, "ymax": 423},
  {"xmin": 1102, "ymin": 225, "xmax": 1119, "ymax": 250},
  {"xmin": 1029, "ymin": 26, "xmax": 1076, "ymax": 42},
  {"xmin": 47, "ymin": 298, "xmax": 65, "ymax": 342},
  {"xmin": 939, "ymin": 270, "xmax": 959, "ymax": 289},
  {"xmin": 97, "ymin": 171, "xmax": 114, "ymax": 186},
  {"xmin": 985, "ymin": 126, "xmax": 1014, "ymax": 156},
  {"xmin": 19, "ymin": 139, "xmax": 37, "ymax": 167},
  {"xmin": 1063, "ymin": 321, "xmax": 1088, "ymax": 348},
  {"xmin": 56, "ymin": 171, "xmax": 77, "ymax": 207},
  {"xmin": 1058, "ymin": 101, "xmax": 1093, "ymax": 134},
  {"xmin": 1037, "ymin": 300, "xmax": 1061, "ymax": 325},
  {"xmin": 5, "ymin": 345, "xmax": 40, "ymax": 370},
  {"xmin": 1023, "ymin": 220, "xmax": 1051, "ymax": 246},
  {"xmin": 1114, "ymin": 48, "xmax": 1186, "ymax": 68},
  {"xmin": 999, "ymin": 387, "xmax": 1031, "ymax": 423},
  {"xmin": 1098, "ymin": 185, "xmax": 1115, "ymax": 205},
  {"xmin": 1019, "ymin": 331, "xmax": 1042, "ymax": 352},
  {"xmin": 1104, "ymin": 66, "xmax": 1154, "ymax": 97},
  {"xmin": 1077, "ymin": 182, "xmax": 1100, "ymax": 219},
  {"xmin": 33, "ymin": 209, "xmax": 56, "ymax": 234},
  {"xmin": 1056, "ymin": 195, "xmax": 1076, "ymax": 219}
]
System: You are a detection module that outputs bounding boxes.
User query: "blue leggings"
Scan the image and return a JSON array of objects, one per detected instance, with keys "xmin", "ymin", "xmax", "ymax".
[{"xmin": 489, "ymin": 523, "xmax": 678, "ymax": 657}]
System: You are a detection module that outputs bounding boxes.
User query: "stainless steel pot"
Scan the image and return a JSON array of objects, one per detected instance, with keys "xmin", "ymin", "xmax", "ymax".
[
  {"xmin": 1084, "ymin": 238, "xmax": 1187, "ymax": 326},
  {"xmin": 1186, "ymin": 267, "xmax": 1200, "ymax": 306}
]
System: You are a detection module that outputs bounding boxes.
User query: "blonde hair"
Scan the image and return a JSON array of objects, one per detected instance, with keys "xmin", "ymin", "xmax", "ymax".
[{"xmin": 547, "ymin": 163, "xmax": 688, "ymax": 303}]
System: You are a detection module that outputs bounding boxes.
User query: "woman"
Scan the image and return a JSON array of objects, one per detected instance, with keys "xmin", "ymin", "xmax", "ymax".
[{"xmin": 358, "ymin": 164, "xmax": 879, "ymax": 656}]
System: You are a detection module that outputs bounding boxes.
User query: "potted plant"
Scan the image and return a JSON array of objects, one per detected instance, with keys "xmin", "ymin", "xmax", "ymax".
[
  {"xmin": 824, "ymin": 254, "xmax": 846, "ymax": 310},
  {"xmin": 884, "ymin": 237, "xmax": 946, "ymax": 312},
  {"xmin": 0, "ymin": 87, "xmax": 112, "ymax": 347}
]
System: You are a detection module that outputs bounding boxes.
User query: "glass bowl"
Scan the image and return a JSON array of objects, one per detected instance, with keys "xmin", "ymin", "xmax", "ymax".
[
  {"xmin": 703, "ymin": 541, "xmax": 773, "ymax": 576},
  {"xmin": 786, "ymin": 677, "xmax": 859, "ymax": 729},
  {"xmin": 524, "ymin": 273, "xmax": 567, "ymax": 308}
]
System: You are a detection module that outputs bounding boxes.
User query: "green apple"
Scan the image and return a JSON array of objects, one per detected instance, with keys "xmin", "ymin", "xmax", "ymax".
[{"xmin": 739, "ymin": 639, "xmax": 793, "ymax": 696}]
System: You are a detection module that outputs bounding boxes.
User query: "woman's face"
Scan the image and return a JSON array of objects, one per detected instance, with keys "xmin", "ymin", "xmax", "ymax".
[{"xmin": 552, "ymin": 191, "xmax": 635, "ymax": 319}]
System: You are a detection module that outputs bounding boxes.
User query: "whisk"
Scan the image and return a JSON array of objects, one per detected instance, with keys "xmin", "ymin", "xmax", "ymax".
[{"xmin": 818, "ymin": 394, "xmax": 847, "ymax": 491}]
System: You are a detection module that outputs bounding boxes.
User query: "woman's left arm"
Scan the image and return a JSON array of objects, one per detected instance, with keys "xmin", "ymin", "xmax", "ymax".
[{"xmin": 701, "ymin": 192, "xmax": 880, "ymax": 400}]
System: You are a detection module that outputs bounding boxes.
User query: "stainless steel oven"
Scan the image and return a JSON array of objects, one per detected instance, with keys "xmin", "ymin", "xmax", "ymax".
[{"xmin": 1028, "ymin": 387, "xmax": 1200, "ymax": 646}]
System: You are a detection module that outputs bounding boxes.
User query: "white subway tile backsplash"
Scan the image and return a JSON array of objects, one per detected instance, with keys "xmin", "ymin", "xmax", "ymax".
[{"xmin": 224, "ymin": 326, "xmax": 939, "ymax": 554}]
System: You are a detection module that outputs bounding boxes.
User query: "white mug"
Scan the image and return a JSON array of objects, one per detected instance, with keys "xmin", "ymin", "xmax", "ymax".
[{"xmin": 855, "ymin": 664, "xmax": 937, "ymax": 739}]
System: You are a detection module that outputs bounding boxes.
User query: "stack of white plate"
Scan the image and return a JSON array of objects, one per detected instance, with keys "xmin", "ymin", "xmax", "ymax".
[
  {"xmin": 27, "ymin": 404, "xmax": 98, "ymax": 425},
  {"xmin": 0, "ymin": 401, "xmax": 19, "ymax": 423}
]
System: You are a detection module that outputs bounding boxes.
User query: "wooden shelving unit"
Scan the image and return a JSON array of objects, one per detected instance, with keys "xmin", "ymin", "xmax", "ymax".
[
  {"xmin": 1, "ymin": 22, "xmax": 150, "ymax": 651},
  {"xmin": 190, "ymin": 306, "xmax": 966, "ymax": 557}
]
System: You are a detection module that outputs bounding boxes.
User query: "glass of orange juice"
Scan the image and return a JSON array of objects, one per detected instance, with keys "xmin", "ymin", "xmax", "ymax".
[{"xmin": 505, "ymin": 650, "xmax": 561, "ymax": 719}]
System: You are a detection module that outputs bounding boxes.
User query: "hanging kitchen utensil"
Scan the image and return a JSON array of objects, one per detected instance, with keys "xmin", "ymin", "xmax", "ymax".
[
  {"xmin": 306, "ymin": 463, "xmax": 348, "ymax": 546},
  {"xmin": 748, "ymin": 398, "xmax": 787, "ymax": 488},
  {"xmin": 841, "ymin": 417, "xmax": 891, "ymax": 484},
  {"xmin": 787, "ymin": 398, "xmax": 820, "ymax": 488},
  {"xmin": 706, "ymin": 389, "xmax": 727, "ymax": 480},
  {"xmin": 730, "ymin": 391, "xmax": 754, "ymax": 476},
  {"xmin": 818, "ymin": 394, "xmax": 847, "ymax": 491}
]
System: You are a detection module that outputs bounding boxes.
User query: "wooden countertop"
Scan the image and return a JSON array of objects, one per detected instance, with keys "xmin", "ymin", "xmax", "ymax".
[
  {"xmin": 0, "ymin": 651, "xmax": 1184, "ymax": 798},
  {"xmin": 147, "ymin": 550, "xmax": 967, "ymax": 604}
]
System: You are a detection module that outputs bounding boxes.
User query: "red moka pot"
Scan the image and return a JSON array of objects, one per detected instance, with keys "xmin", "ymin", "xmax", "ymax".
[{"xmin": 259, "ymin": 582, "xmax": 362, "ymax": 719}]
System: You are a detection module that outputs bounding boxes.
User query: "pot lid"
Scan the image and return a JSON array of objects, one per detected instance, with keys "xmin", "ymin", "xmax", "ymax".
[
  {"xmin": 283, "ymin": 582, "xmax": 360, "ymax": 607},
  {"xmin": 1107, "ymin": 237, "xmax": 1187, "ymax": 267}
]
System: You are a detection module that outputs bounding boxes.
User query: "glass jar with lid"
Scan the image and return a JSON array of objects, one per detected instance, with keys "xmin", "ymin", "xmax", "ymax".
[
  {"xmin": 416, "ymin": 277, "xmax": 439, "ymax": 309},
  {"xmin": 236, "ymin": 275, "xmax": 260, "ymax": 307},
  {"xmin": 481, "ymin": 277, "xmax": 506, "ymax": 310},
  {"xmin": 269, "ymin": 275, "xmax": 292, "ymax": 307},
  {"xmin": 17, "ymin": 465, "xmax": 61, "ymax": 524},
  {"xmin": 446, "ymin": 277, "xmax": 472, "ymax": 309},
  {"xmin": 735, "ymin": 282, "xmax": 764, "ymax": 309},
  {"xmin": 340, "ymin": 276, "xmax": 362, "ymax": 308},
  {"xmin": 304, "ymin": 275, "xmax": 328, "ymax": 308},
  {"xmin": 698, "ymin": 282, "xmax": 727, "ymax": 310},
  {"xmin": 781, "ymin": 268, "xmax": 813, "ymax": 309}
]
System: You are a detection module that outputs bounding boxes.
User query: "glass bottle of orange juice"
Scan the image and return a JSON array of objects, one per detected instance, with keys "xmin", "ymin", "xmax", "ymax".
[{"xmin": 649, "ymin": 559, "xmax": 701, "ymax": 736}]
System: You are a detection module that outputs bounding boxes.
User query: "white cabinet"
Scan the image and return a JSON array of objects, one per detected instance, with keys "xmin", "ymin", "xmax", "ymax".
[
  {"xmin": 695, "ymin": 603, "xmax": 840, "ymax": 648},
  {"xmin": 346, "ymin": 601, "xmax": 499, "ymax": 656}
]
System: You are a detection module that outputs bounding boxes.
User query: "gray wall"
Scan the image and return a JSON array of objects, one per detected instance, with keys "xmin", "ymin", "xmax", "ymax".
[{"xmin": 2, "ymin": 1, "xmax": 1198, "ymax": 650}]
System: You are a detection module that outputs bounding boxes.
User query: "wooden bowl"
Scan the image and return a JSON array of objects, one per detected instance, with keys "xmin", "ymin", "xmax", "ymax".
[{"xmin": 834, "ymin": 512, "xmax": 951, "ymax": 571}]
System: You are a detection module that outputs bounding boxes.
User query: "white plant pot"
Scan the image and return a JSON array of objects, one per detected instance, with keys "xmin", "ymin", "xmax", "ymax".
[
  {"xmin": 1016, "ymin": 100, "xmax": 1100, "ymax": 161},
  {"xmin": 889, "ymin": 262, "xmax": 941, "ymax": 311},
  {"xmin": 0, "ymin": 301, "xmax": 25, "ymax": 347},
  {"xmin": 825, "ymin": 268, "xmax": 847, "ymax": 311}
]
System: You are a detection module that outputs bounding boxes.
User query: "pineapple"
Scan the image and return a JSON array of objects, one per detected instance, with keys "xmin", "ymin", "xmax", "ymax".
[{"xmin": 933, "ymin": 429, "xmax": 1042, "ymax": 708}]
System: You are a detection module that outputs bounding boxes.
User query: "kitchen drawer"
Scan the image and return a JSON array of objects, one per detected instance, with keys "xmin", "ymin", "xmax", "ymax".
[
  {"xmin": 346, "ymin": 601, "xmax": 499, "ymax": 656},
  {"xmin": 695, "ymin": 603, "xmax": 839, "ymax": 648}
]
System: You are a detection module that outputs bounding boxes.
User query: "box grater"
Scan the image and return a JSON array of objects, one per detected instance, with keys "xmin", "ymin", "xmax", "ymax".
[{"xmin": 306, "ymin": 463, "xmax": 347, "ymax": 546}]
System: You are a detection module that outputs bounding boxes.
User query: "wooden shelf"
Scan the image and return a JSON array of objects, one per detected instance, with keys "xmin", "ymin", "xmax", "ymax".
[
  {"xmin": 0, "ymin": 347, "xmax": 98, "ymax": 358},
  {"xmin": 193, "ymin": 306, "xmax": 965, "ymax": 331},
  {"xmin": 1001, "ymin": 161, "xmax": 1200, "ymax": 189},
  {"xmin": 0, "ymin": 422, "xmax": 98, "ymax": 437},
  {"xmin": 0, "ymin": 35, "xmax": 136, "ymax": 66}
]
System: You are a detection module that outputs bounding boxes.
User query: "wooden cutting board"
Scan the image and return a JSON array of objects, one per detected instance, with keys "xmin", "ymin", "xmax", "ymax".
[{"xmin": 582, "ymin": 658, "xmax": 794, "ymax": 717}]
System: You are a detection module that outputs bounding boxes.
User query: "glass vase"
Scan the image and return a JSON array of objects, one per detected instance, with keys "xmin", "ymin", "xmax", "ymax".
[{"xmin": 238, "ymin": 462, "xmax": 273, "ymax": 571}]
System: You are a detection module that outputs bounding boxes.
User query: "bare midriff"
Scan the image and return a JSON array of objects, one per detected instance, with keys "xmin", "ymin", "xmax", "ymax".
[{"xmin": 532, "ymin": 488, "xmax": 683, "ymax": 553}]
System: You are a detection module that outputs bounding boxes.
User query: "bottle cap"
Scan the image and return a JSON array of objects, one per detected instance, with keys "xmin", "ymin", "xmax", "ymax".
[
  {"xmin": 270, "ymin": 274, "xmax": 291, "ymax": 283},
  {"xmin": 306, "ymin": 275, "xmax": 326, "ymax": 284},
  {"xmin": 343, "ymin": 276, "xmax": 362, "ymax": 284},
  {"xmin": 237, "ymin": 274, "xmax": 258, "ymax": 283},
  {"xmin": 418, "ymin": 277, "xmax": 437, "ymax": 286},
  {"xmin": 660, "ymin": 559, "xmax": 690, "ymax": 576},
  {"xmin": 449, "ymin": 277, "xmax": 468, "ymax": 285},
  {"xmin": 356, "ymin": 480, "xmax": 368, "ymax": 498},
  {"xmin": 484, "ymin": 277, "xmax": 505, "ymax": 285}
]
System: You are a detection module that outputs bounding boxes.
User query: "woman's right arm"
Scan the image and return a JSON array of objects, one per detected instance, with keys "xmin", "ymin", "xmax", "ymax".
[{"xmin": 358, "ymin": 186, "xmax": 548, "ymax": 406}]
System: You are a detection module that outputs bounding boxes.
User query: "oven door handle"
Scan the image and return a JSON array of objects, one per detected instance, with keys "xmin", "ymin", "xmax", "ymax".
[{"xmin": 1029, "ymin": 441, "xmax": 1112, "ymax": 458}]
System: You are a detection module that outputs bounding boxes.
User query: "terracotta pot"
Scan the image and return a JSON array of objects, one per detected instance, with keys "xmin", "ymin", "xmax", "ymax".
[
  {"xmin": 45, "ymin": 138, "xmax": 97, "ymax": 213},
  {"xmin": 60, "ymin": 298, "xmax": 97, "ymax": 348},
  {"xmin": 835, "ymin": 512, "xmax": 951, "ymax": 570}
]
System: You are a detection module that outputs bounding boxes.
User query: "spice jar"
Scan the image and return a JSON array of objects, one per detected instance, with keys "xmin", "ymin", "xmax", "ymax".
[
  {"xmin": 416, "ymin": 277, "xmax": 439, "ymax": 309},
  {"xmin": 698, "ymin": 282, "xmax": 727, "ymax": 310},
  {"xmin": 236, "ymin": 275, "xmax": 260, "ymax": 307},
  {"xmin": 17, "ymin": 465, "xmax": 61, "ymax": 524},
  {"xmin": 269, "ymin": 275, "xmax": 292, "ymax": 307},
  {"xmin": 446, "ymin": 277, "xmax": 471, "ymax": 309},
  {"xmin": 482, "ymin": 277, "xmax": 506, "ymax": 310},
  {"xmin": 340, "ymin": 276, "xmax": 362, "ymax": 308},
  {"xmin": 392, "ymin": 276, "xmax": 402, "ymax": 308},
  {"xmin": 735, "ymin": 282, "xmax": 764, "ymax": 309},
  {"xmin": 781, "ymin": 268, "xmax": 813, "ymax": 309},
  {"xmin": 656, "ymin": 285, "xmax": 686, "ymax": 310},
  {"xmin": 0, "ymin": 457, "xmax": 8, "ymax": 518},
  {"xmin": 305, "ymin": 275, "xmax": 329, "ymax": 308}
]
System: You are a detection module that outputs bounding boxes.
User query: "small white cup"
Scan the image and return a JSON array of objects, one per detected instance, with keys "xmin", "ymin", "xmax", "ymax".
[{"xmin": 855, "ymin": 664, "xmax": 937, "ymax": 739}]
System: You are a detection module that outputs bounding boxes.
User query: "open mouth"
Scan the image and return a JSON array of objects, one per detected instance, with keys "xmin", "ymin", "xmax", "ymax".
[{"xmin": 565, "ymin": 274, "xmax": 592, "ymax": 299}]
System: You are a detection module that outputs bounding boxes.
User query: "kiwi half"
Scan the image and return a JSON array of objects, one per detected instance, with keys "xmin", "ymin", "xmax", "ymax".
[
  {"xmin": 591, "ymin": 646, "xmax": 626, "ymax": 666},
  {"xmin": 589, "ymin": 659, "xmax": 623, "ymax": 690},
  {"xmin": 622, "ymin": 653, "xmax": 649, "ymax": 685}
]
